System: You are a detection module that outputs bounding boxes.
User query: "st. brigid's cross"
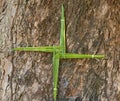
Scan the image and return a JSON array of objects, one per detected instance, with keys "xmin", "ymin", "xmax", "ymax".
[{"xmin": 14, "ymin": 5, "xmax": 104, "ymax": 101}]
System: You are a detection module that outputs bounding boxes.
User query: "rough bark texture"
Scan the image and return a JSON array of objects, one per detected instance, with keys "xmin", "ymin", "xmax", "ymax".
[{"xmin": 0, "ymin": 0, "xmax": 120, "ymax": 101}]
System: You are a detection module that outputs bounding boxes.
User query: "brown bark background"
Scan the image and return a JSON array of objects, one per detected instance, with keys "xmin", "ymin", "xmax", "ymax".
[{"xmin": 0, "ymin": 0, "xmax": 120, "ymax": 101}]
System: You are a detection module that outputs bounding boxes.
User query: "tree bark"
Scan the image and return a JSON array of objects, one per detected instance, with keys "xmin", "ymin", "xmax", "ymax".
[{"xmin": 0, "ymin": 0, "xmax": 119, "ymax": 101}]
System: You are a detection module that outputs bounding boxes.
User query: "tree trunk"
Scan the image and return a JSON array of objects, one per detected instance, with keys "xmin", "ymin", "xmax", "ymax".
[{"xmin": 0, "ymin": 0, "xmax": 119, "ymax": 101}]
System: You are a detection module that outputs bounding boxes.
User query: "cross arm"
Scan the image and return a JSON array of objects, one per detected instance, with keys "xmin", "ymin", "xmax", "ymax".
[
  {"xmin": 60, "ymin": 4, "xmax": 66, "ymax": 54},
  {"xmin": 60, "ymin": 53, "xmax": 105, "ymax": 59},
  {"xmin": 13, "ymin": 46, "xmax": 62, "ymax": 52},
  {"xmin": 53, "ymin": 53, "xmax": 60, "ymax": 101}
]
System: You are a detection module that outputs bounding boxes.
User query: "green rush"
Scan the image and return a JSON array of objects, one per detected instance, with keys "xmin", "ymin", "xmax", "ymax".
[{"xmin": 13, "ymin": 4, "xmax": 104, "ymax": 101}]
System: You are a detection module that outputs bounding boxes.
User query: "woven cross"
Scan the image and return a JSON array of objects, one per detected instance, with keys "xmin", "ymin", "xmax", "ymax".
[{"xmin": 13, "ymin": 5, "xmax": 104, "ymax": 101}]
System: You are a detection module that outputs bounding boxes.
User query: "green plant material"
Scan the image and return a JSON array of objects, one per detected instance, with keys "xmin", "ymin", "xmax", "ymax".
[
  {"xmin": 60, "ymin": 5, "xmax": 66, "ymax": 54},
  {"xmin": 13, "ymin": 4, "xmax": 104, "ymax": 101},
  {"xmin": 53, "ymin": 53, "xmax": 60, "ymax": 101},
  {"xmin": 13, "ymin": 46, "xmax": 62, "ymax": 52},
  {"xmin": 60, "ymin": 54, "xmax": 104, "ymax": 58}
]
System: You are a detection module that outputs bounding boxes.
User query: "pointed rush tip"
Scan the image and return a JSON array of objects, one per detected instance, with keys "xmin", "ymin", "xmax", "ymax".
[
  {"xmin": 12, "ymin": 47, "xmax": 25, "ymax": 51},
  {"xmin": 62, "ymin": 4, "xmax": 64, "ymax": 8},
  {"xmin": 61, "ymin": 4, "xmax": 64, "ymax": 12},
  {"xmin": 102, "ymin": 55, "xmax": 105, "ymax": 58},
  {"xmin": 94, "ymin": 55, "xmax": 105, "ymax": 58},
  {"xmin": 12, "ymin": 48, "xmax": 15, "ymax": 51},
  {"xmin": 100, "ymin": 55, "xmax": 105, "ymax": 58},
  {"xmin": 61, "ymin": 5, "xmax": 64, "ymax": 20},
  {"xmin": 12, "ymin": 48, "xmax": 19, "ymax": 51},
  {"xmin": 12, "ymin": 47, "xmax": 19, "ymax": 51}
]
